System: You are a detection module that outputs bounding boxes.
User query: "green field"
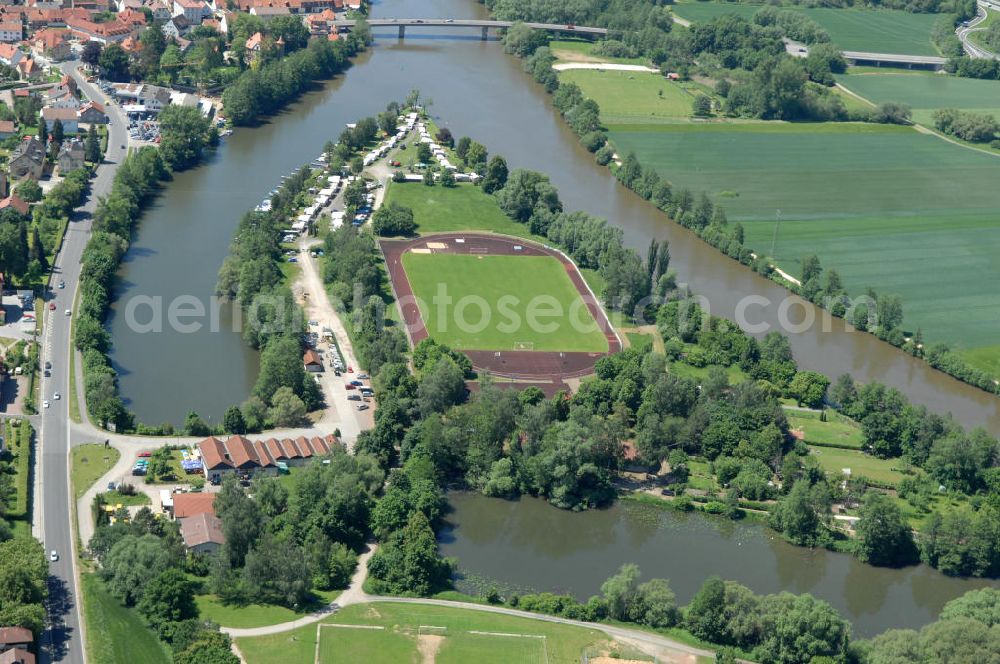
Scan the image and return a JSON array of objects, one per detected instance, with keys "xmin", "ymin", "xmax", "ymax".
[
  {"xmin": 384, "ymin": 182, "xmax": 542, "ymax": 240},
  {"xmin": 238, "ymin": 601, "xmax": 611, "ymax": 664},
  {"xmin": 837, "ymin": 72, "xmax": 1000, "ymax": 126},
  {"xmin": 807, "ymin": 445, "xmax": 912, "ymax": 487},
  {"xmin": 196, "ymin": 590, "xmax": 340, "ymax": 628},
  {"xmin": 549, "ymin": 39, "xmax": 647, "ymax": 65},
  {"xmin": 71, "ymin": 443, "xmax": 120, "ymax": 498},
  {"xmin": 609, "ymin": 122, "xmax": 1000, "ymax": 350},
  {"xmin": 671, "ymin": 2, "xmax": 939, "ymax": 55},
  {"xmin": 786, "ymin": 410, "xmax": 864, "ymax": 449},
  {"xmin": 402, "ymin": 254, "xmax": 608, "ymax": 353},
  {"xmin": 558, "ymin": 70, "xmax": 699, "ymax": 123},
  {"xmin": 82, "ymin": 573, "xmax": 171, "ymax": 664}
]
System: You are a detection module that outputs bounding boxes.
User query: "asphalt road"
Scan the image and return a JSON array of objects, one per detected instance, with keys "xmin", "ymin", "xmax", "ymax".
[{"xmin": 37, "ymin": 59, "xmax": 129, "ymax": 664}]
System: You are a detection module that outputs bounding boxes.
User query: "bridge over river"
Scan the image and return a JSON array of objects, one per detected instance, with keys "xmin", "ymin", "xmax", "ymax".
[{"xmin": 332, "ymin": 17, "xmax": 607, "ymax": 40}]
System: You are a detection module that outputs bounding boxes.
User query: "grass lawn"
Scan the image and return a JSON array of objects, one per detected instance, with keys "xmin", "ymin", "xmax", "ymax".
[
  {"xmin": 71, "ymin": 443, "xmax": 120, "ymax": 498},
  {"xmin": 102, "ymin": 490, "xmax": 150, "ymax": 507},
  {"xmin": 238, "ymin": 601, "xmax": 611, "ymax": 664},
  {"xmin": 960, "ymin": 343, "xmax": 1000, "ymax": 377},
  {"xmin": 807, "ymin": 445, "xmax": 912, "ymax": 487},
  {"xmin": 558, "ymin": 70, "xmax": 699, "ymax": 123},
  {"xmin": 384, "ymin": 182, "xmax": 543, "ymax": 241},
  {"xmin": 549, "ymin": 38, "xmax": 647, "ymax": 65},
  {"xmin": 195, "ymin": 590, "xmax": 340, "ymax": 629},
  {"xmin": 609, "ymin": 122, "xmax": 1000, "ymax": 351},
  {"xmin": 786, "ymin": 410, "xmax": 864, "ymax": 449},
  {"xmin": 671, "ymin": 2, "xmax": 939, "ymax": 55},
  {"xmin": 668, "ymin": 360, "xmax": 748, "ymax": 385},
  {"xmin": 81, "ymin": 573, "xmax": 170, "ymax": 664},
  {"xmin": 402, "ymin": 253, "xmax": 609, "ymax": 353},
  {"xmin": 626, "ymin": 332, "xmax": 654, "ymax": 352}
]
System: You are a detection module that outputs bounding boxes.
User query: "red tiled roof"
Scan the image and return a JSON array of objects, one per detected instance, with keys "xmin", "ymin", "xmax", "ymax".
[
  {"xmin": 199, "ymin": 436, "xmax": 232, "ymax": 470},
  {"xmin": 252, "ymin": 439, "xmax": 275, "ymax": 467},
  {"xmin": 0, "ymin": 196, "xmax": 30, "ymax": 216},
  {"xmin": 311, "ymin": 436, "xmax": 329, "ymax": 455},
  {"xmin": 0, "ymin": 120, "xmax": 15, "ymax": 134},
  {"xmin": 0, "ymin": 648, "xmax": 35, "ymax": 664},
  {"xmin": 172, "ymin": 492, "xmax": 217, "ymax": 519},
  {"xmin": 0, "ymin": 627, "xmax": 32, "ymax": 646},
  {"xmin": 226, "ymin": 435, "xmax": 259, "ymax": 468},
  {"xmin": 264, "ymin": 437, "xmax": 287, "ymax": 461},
  {"xmin": 179, "ymin": 512, "xmax": 224, "ymax": 547},
  {"xmin": 280, "ymin": 437, "xmax": 302, "ymax": 459},
  {"xmin": 303, "ymin": 349, "xmax": 322, "ymax": 366}
]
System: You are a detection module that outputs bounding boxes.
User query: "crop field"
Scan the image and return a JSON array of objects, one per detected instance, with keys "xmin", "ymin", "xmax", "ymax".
[
  {"xmin": 837, "ymin": 73, "xmax": 1000, "ymax": 126},
  {"xmin": 671, "ymin": 2, "xmax": 939, "ymax": 55},
  {"xmin": 237, "ymin": 602, "xmax": 611, "ymax": 664},
  {"xmin": 384, "ymin": 182, "xmax": 541, "ymax": 240},
  {"xmin": 608, "ymin": 122, "xmax": 1000, "ymax": 349},
  {"xmin": 558, "ymin": 70, "xmax": 699, "ymax": 123},
  {"xmin": 401, "ymin": 253, "xmax": 608, "ymax": 353}
]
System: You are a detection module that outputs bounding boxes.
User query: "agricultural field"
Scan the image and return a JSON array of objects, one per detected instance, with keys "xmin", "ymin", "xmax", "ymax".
[
  {"xmin": 401, "ymin": 254, "xmax": 608, "ymax": 353},
  {"xmin": 558, "ymin": 70, "xmax": 701, "ymax": 123},
  {"xmin": 836, "ymin": 72, "xmax": 1000, "ymax": 126},
  {"xmin": 384, "ymin": 182, "xmax": 542, "ymax": 240},
  {"xmin": 670, "ymin": 1, "xmax": 940, "ymax": 55},
  {"xmin": 608, "ymin": 122, "xmax": 1000, "ymax": 351},
  {"xmin": 237, "ymin": 601, "xmax": 626, "ymax": 664}
]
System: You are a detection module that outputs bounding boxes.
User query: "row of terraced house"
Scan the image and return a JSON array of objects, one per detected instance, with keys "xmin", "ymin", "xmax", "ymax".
[{"xmin": 198, "ymin": 433, "xmax": 342, "ymax": 483}]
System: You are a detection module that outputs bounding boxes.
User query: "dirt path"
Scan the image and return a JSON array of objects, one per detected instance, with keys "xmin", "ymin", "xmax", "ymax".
[{"xmin": 417, "ymin": 634, "xmax": 443, "ymax": 664}]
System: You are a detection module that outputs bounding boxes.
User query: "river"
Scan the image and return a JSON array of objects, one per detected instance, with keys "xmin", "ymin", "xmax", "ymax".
[{"xmin": 440, "ymin": 492, "xmax": 997, "ymax": 637}]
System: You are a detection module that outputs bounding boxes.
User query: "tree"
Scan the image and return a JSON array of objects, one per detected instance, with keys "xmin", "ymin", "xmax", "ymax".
[
  {"xmin": 685, "ymin": 576, "xmax": 727, "ymax": 642},
  {"xmin": 223, "ymin": 405, "xmax": 246, "ymax": 434},
  {"xmin": 755, "ymin": 593, "xmax": 850, "ymax": 664},
  {"xmin": 601, "ymin": 563, "xmax": 641, "ymax": 622},
  {"xmin": 268, "ymin": 386, "xmax": 308, "ymax": 427},
  {"xmin": 98, "ymin": 43, "xmax": 130, "ymax": 81},
  {"xmin": 137, "ymin": 568, "xmax": 198, "ymax": 632},
  {"xmin": 854, "ymin": 492, "xmax": 917, "ymax": 567},
  {"xmin": 940, "ymin": 588, "xmax": 1000, "ymax": 626},
  {"xmin": 82, "ymin": 40, "xmax": 102, "ymax": 67},
  {"xmin": 366, "ymin": 511, "xmax": 452, "ymax": 595},
  {"xmin": 14, "ymin": 180, "xmax": 42, "ymax": 203},
  {"xmin": 372, "ymin": 201, "xmax": 416, "ymax": 236},
  {"xmin": 157, "ymin": 105, "xmax": 215, "ymax": 171},
  {"xmin": 51, "ymin": 119, "xmax": 64, "ymax": 146},
  {"xmin": 787, "ymin": 371, "xmax": 829, "ymax": 409},
  {"xmin": 481, "ymin": 156, "xmax": 508, "ymax": 194},
  {"xmin": 439, "ymin": 168, "xmax": 455, "ymax": 187},
  {"xmin": 86, "ymin": 125, "xmax": 102, "ymax": 163},
  {"xmin": 770, "ymin": 480, "xmax": 824, "ymax": 545},
  {"xmin": 102, "ymin": 534, "xmax": 179, "ymax": 605},
  {"xmin": 692, "ymin": 95, "xmax": 712, "ymax": 117},
  {"xmin": 36, "ymin": 113, "xmax": 47, "ymax": 148},
  {"xmin": 416, "ymin": 357, "xmax": 466, "ymax": 417},
  {"xmin": 174, "ymin": 631, "xmax": 239, "ymax": 664}
]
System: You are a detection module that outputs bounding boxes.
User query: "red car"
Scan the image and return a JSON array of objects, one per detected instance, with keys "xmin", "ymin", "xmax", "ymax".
[
  {"xmin": 48, "ymin": 303, "xmax": 56, "ymax": 310},
  {"xmin": 138, "ymin": 452, "xmax": 152, "ymax": 458},
  {"xmin": 347, "ymin": 366, "xmax": 353, "ymax": 373},
  {"xmin": 345, "ymin": 383, "xmax": 356, "ymax": 390}
]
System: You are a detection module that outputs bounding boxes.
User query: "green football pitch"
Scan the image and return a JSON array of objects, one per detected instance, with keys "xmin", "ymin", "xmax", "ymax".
[{"xmin": 401, "ymin": 253, "xmax": 609, "ymax": 353}]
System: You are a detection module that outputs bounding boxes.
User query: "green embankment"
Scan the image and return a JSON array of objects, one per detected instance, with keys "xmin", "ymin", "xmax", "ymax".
[{"xmin": 81, "ymin": 573, "xmax": 171, "ymax": 664}]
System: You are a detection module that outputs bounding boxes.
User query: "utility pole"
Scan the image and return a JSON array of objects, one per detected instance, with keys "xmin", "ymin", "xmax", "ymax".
[{"xmin": 770, "ymin": 209, "xmax": 781, "ymax": 257}]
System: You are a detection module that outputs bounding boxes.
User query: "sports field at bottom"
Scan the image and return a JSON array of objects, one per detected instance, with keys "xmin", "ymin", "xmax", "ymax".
[
  {"xmin": 401, "ymin": 253, "xmax": 609, "ymax": 353},
  {"xmin": 236, "ymin": 602, "xmax": 617, "ymax": 664}
]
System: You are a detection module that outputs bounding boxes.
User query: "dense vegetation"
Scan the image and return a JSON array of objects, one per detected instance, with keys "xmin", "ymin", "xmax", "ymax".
[
  {"xmin": 86, "ymin": 506, "xmax": 238, "ymax": 663},
  {"xmin": 222, "ymin": 23, "xmax": 371, "ymax": 125},
  {"xmin": 0, "ymin": 538, "xmax": 48, "ymax": 636},
  {"xmin": 215, "ymin": 166, "xmax": 322, "ymax": 431}
]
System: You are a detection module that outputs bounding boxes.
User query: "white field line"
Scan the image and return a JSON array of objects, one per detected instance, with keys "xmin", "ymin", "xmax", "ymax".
[
  {"xmin": 467, "ymin": 630, "xmax": 547, "ymax": 639},
  {"xmin": 552, "ymin": 63, "xmax": 660, "ymax": 73}
]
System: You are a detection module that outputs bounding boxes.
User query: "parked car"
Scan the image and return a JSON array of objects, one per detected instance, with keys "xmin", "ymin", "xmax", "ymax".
[
  {"xmin": 350, "ymin": 380, "xmax": 363, "ymax": 387},
  {"xmin": 345, "ymin": 383, "xmax": 356, "ymax": 390},
  {"xmin": 48, "ymin": 303, "xmax": 56, "ymax": 310},
  {"xmin": 356, "ymin": 403, "xmax": 369, "ymax": 411},
  {"xmin": 49, "ymin": 550, "xmax": 58, "ymax": 562},
  {"xmin": 43, "ymin": 400, "xmax": 49, "ymax": 409},
  {"xmin": 347, "ymin": 394, "xmax": 361, "ymax": 401},
  {"xmin": 58, "ymin": 281, "xmax": 65, "ymax": 289},
  {"xmin": 357, "ymin": 373, "xmax": 369, "ymax": 379}
]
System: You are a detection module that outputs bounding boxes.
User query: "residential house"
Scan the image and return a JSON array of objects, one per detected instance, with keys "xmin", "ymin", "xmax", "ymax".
[
  {"xmin": 119, "ymin": 35, "xmax": 142, "ymax": 54},
  {"xmin": 65, "ymin": 16, "xmax": 133, "ymax": 43},
  {"xmin": 0, "ymin": 627, "xmax": 32, "ymax": 653},
  {"xmin": 116, "ymin": 0, "xmax": 144, "ymax": 11},
  {"xmin": 162, "ymin": 14, "xmax": 190, "ymax": 39},
  {"xmin": 0, "ymin": 120, "xmax": 15, "ymax": 139},
  {"xmin": 305, "ymin": 8, "xmax": 336, "ymax": 35},
  {"xmin": 30, "ymin": 27, "xmax": 70, "ymax": 60},
  {"xmin": 198, "ymin": 433, "xmax": 340, "ymax": 482},
  {"xmin": 179, "ymin": 511, "xmax": 224, "ymax": 554},
  {"xmin": 0, "ymin": 21, "xmax": 20, "ymax": 43},
  {"xmin": 77, "ymin": 101, "xmax": 108, "ymax": 125},
  {"xmin": 249, "ymin": 4, "xmax": 290, "ymax": 20},
  {"xmin": 621, "ymin": 440, "xmax": 658, "ymax": 474},
  {"xmin": 0, "ymin": 648, "xmax": 35, "ymax": 664},
  {"xmin": 0, "ymin": 195, "xmax": 30, "ymax": 216},
  {"xmin": 41, "ymin": 106, "xmax": 78, "ymax": 133},
  {"xmin": 111, "ymin": 82, "xmax": 170, "ymax": 110},
  {"xmin": 117, "ymin": 7, "xmax": 147, "ymax": 29},
  {"xmin": 8, "ymin": 137, "xmax": 45, "ymax": 180},
  {"xmin": 198, "ymin": 436, "xmax": 234, "ymax": 483},
  {"xmin": 244, "ymin": 30, "xmax": 263, "ymax": 61},
  {"xmin": 172, "ymin": 491, "xmax": 217, "ymax": 519},
  {"xmin": 16, "ymin": 58, "xmax": 40, "ymax": 82},
  {"xmin": 0, "ymin": 43, "xmax": 22, "ymax": 68},
  {"xmin": 303, "ymin": 349, "xmax": 323, "ymax": 372},
  {"xmin": 57, "ymin": 138, "xmax": 85, "ymax": 173},
  {"xmin": 146, "ymin": 0, "xmax": 174, "ymax": 21},
  {"xmin": 172, "ymin": 0, "xmax": 209, "ymax": 24}
]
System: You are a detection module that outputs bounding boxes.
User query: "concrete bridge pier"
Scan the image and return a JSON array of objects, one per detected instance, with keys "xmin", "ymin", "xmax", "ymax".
[
  {"xmin": 481, "ymin": 26, "xmax": 489, "ymax": 40},
  {"xmin": 398, "ymin": 25, "xmax": 405, "ymax": 38}
]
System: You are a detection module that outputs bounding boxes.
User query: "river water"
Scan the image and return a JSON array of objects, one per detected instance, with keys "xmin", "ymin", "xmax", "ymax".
[
  {"xmin": 106, "ymin": 0, "xmax": 1000, "ymax": 631},
  {"xmin": 440, "ymin": 492, "xmax": 997, "ymax": 637}
]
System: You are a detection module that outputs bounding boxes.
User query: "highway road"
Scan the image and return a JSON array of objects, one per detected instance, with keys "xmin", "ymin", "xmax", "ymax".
[
  {"xmin": 958, "ymin": 1, "xmax": 999, "ymax": 59},
  {"xmin": 36, "ymin": 58, "xmax": 128, "ymax": 664}
]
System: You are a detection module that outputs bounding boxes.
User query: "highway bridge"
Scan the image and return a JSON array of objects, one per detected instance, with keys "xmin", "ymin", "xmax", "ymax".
[
  {"xmin": 332, "ymin": 18, "xmax": 608, "ymax": 40},
  {"xmin": 840, "ymin": 50, "xmax": 948, "ymax": 68}
]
